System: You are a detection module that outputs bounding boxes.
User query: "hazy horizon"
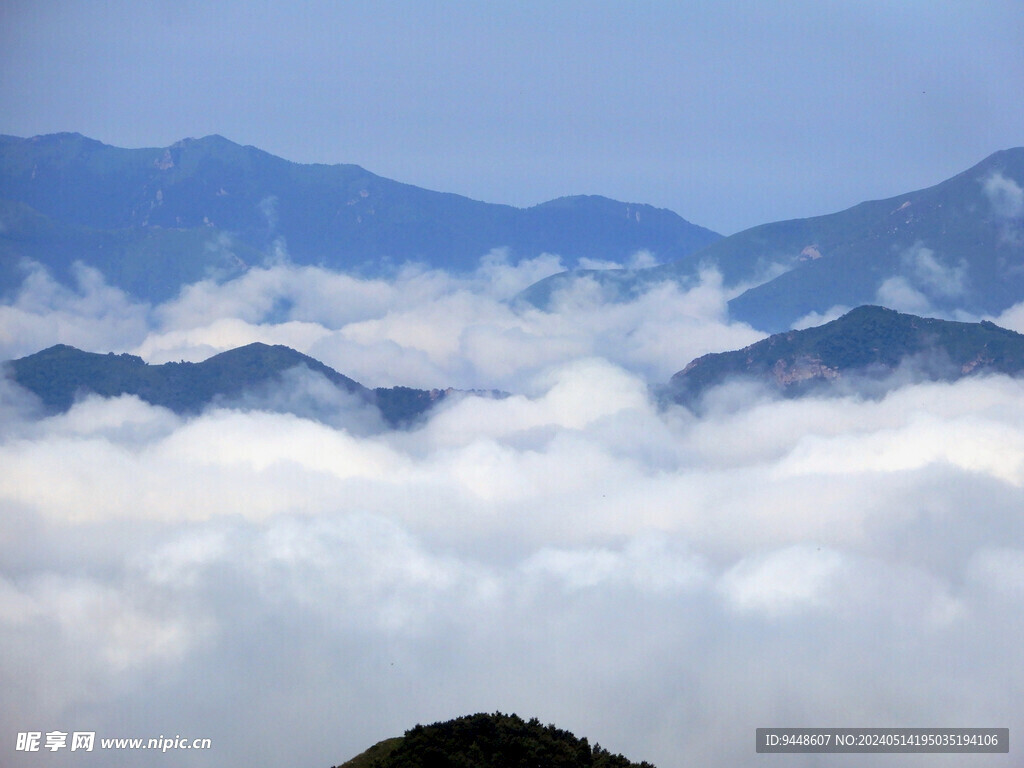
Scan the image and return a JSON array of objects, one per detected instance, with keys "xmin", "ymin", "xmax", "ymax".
[{"xmin": 3, "ymin": 2, "xmax": 1022, "ymax": 235}]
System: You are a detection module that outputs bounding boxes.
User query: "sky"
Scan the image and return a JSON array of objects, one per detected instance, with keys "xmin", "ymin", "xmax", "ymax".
[
  {"xmin": 1, "ymin": 1, "xmax": 1023, "ymax": 234},
  {"xmin": 3, "ymin": 3, "xmax": 1024, "ymax": 768}
]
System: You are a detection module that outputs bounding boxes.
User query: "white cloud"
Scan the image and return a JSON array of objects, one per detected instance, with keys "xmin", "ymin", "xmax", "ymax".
[
  {"xmin": 521, "ymin": 536, "xmax": 708, "ymax": 593},
  {"xmin": 790, "ymin": 304, "xmax": 851, "ymax": 330},
  {"xmin": 719, "ymin": 545, "xmax": 845, "ymax": 615},
  {"xmin": 876, "ymin": 275, "xmax": 934, "ymax": 315},
  {"xmin": 873, "ymin": 243, "xmax": 969, "ymax": 316},
  {"xmin": 257, "ymin": 195, "xmax": 279, "ymax": 231},
  {"xmin": 576, "ymin": 256, "xmax": 623, "ymax": 270},
  {"xmin": 990, "ymin": 300, "xmax": 1024, "ymax": 333},
  {"xmin": 2, "ymin": 256, "xmax": 1023, "ymax": 767},
  {"xmin": 982, "ymin": 171, "xmax": 1024, "ymax": 220},
  {"xmin": 982, "ymin": 171, "xmax": 1024, "ymax": 247},
  {"xmin": 904, "ymin": 243, "xmax": 967, "ymax": 298},
  {"xmin": 967, "ymin": 547, "xmax": 1024, "ymax": 601},
  {"xmin": 134, "ymin": 259, "xmax": 759, "ymax": 390},
  {"xmin": 138, "ymin": 317, "xmax": 333, "ymax": 363},
  {"xmin": 0, "ymin": 262, "xmax": 151, "ymax": 360},
  {"xmin": 875, "ymin": 243, "xmax": 969, "ymax": 317}
]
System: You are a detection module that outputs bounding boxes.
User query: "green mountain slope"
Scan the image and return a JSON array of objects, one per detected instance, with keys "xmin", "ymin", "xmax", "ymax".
[
  {"xmin": 0, "ymin": 133, "xmax": 719, "ymax": 301},
  {"xmin": 667, "ymin": 305, "xmax": 1024, "ymax": 405},
  {"xmin": 4, "ymin": 342, "xmax": 465, "ymax": 428},
  {"xmin": 522, "ymin": 148, "xmax": 1024, "ymax": 331},
  {"xmin": 334, "ymin": 713, "xmax": 656, "ymax": 768}
]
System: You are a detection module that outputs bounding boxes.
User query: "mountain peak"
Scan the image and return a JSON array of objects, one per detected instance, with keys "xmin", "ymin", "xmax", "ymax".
[
  {"xmin": 519, "ymin": 146, "xmax": 1024, "ymax": 331},
  {"xmin": 668, "ymin": 306, "xmax": 1024, "ymax": 405},
  {"xmin": 334, "ymin": 712, "xmax": 656, "ymax": 768},
  {"xmin": 1, "ymin": 133, "xmax": 720, "ymax": 302},
  {"xmin": 4, "ymin": 342, "xmax": 495, "ymax": 428}
]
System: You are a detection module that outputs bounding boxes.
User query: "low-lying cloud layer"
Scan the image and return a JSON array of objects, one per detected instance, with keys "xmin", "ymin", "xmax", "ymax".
[
  {"xmin": 0, "ymin": 251, "xmax": 761, "ymax": 391},
  {"xmin": 2, "ymin": 256, "xmax": 1023, "ymax": 767}
]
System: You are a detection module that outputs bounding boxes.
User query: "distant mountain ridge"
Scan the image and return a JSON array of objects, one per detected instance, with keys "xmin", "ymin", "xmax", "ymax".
[
  {"xmin": 667, "ymin": 305, "xmax": 1024, "ymax": 405},
  {"xmin": 9, "ymin": 308, "xmax": 1022, "ymax": 423},
  {"xmin": 0, "ymin": 132, "xmax": 720, "ymax": 301},
  {"xmin": 4, "ymin": 342, "xmax": 481, "ymax": 427},
  {"xmin": 522, "ymin": 147, "xmax": 1024, "ymax": 331}
]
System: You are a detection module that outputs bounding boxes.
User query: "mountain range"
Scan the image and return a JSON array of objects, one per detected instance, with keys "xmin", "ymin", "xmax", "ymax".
[
  {"xmin": 3, "ymin": 342, "xmax": 484, "ymax": 428},
  {"xmin": 8, "ymin": 307, "xmax": 1024, "ymax": 424},
  {"xmin": 522, "ymin": 147, "xmax": 1024, "ymax": 331},
  {"xmin": 667, "ymin": 305, "xmax": 1024, "ymax": 406},
  {"xmin": 0, "ymin": 132, "xmax": 719, "ymax": 302},
  {"xmin": 4, "ymin": 134, "xmax": 1022, "ymax": 334}
]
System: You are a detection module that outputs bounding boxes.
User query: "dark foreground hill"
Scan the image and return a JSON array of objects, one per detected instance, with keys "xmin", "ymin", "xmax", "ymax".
[
  {"xmin": 0, "ymin": 132, "xmax": 719, "ymax": 302},
  {"xmin": 523, "ymin": 147, "xmax": 1024, "ymax": 332},
  {"xmin": 334, "ymin": 712, "xmax": 656, "ymax": 768},
  {"xmin": 668, "ymin": 306, "xmax": 1024, "ymax": 405},
  {"xmin": 4, "ymin": 342, "xmax": 475, "ymax": 428}
]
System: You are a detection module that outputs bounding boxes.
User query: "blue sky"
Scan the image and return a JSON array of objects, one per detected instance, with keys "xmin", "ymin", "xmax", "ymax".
[{"xmin": 2, "ymin": 1, "xmax": 1022, "ymax": 234}]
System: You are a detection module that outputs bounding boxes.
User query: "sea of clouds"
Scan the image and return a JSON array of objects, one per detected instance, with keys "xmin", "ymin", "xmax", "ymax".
[{"xmin": 2, "ymin": 252, "xmax": 1023, "ymax": 767}]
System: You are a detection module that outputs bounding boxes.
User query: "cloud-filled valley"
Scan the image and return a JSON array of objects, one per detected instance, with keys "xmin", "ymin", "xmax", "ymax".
[
  {"xmin": 2, "ymin": 253, "xmax": 1024, "ymax": 767},
  {"xmin": 1, "ymin": 251, "xmax": 766, "ymax": 391},
  {"xmin": 4, "ymin": 0, "xmax": 1023, "ymax": 762}
]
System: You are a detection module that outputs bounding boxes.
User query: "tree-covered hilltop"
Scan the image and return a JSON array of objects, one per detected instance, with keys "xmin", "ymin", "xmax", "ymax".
[
  {"xmin": 668, "ymin": 305, "xmax": 1024, "ymax": 405},
  {"xmin": 335, "ymin": 713, "xmax": 656, "ymax": 768},
  {"xmin": 3, "ymin": 342, "xmax": 491, "ymax": 428}
]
